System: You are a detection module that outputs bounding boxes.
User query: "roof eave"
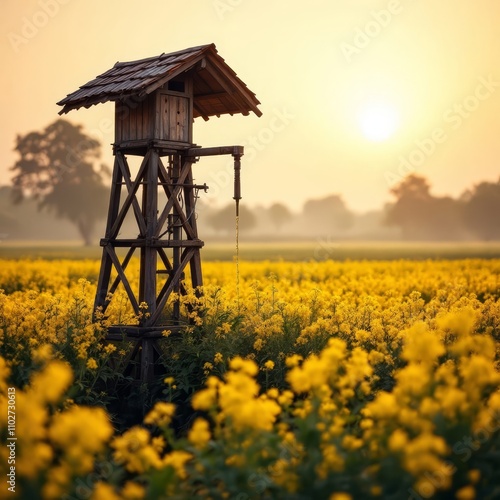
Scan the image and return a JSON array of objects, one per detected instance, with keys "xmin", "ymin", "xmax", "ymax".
[{"xmin": 56, "ymin": 43, "xmax": 262, "ymax": 118}]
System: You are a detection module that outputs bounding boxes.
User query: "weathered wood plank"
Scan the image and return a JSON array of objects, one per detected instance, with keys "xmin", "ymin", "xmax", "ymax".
[
  {"xmin": 135, "ymin": 106, "xmax": 142, "ymax": 140},
  {"xmin": 114, "ymin": 103, "xmax": 123, "ymax": 143},
  {"xmin": 186, "ymin": 79, "xmax": 194, "ymax": 143},
  {"xmin": 154, "ymin": 91, "xmax": 162, "ymax": 141},
  {"xmin": 142, "ymin": 96, "xmax": 150, "ymax": 140},
  {"xmin": 129, "ymin": 104, "xmax": 137, "ymax": 140},
  {"xmin": 121, "ymin": 101, "xmax": 130, "ymax": 141},
  {"xmin": 171, "ymin": 96, "xmax": 188, "ymax": 142},
  {"xmin": 169, "ymin": 96, "xmax": 177, "ymax": 141},
  {"xmin": 161, "ymin": 94, "xmax": 169, "ymax": 141}
]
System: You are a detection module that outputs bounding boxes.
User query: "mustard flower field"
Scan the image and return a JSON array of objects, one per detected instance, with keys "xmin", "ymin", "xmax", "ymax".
[{"xmin": 1, "ymin": 258, "xmax": 500, "ymax": 499}]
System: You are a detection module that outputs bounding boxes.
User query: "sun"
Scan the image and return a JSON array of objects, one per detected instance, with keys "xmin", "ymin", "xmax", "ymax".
[{"xmin": 357, "ymin": 100, "xmax": 400, "ymax": 142}]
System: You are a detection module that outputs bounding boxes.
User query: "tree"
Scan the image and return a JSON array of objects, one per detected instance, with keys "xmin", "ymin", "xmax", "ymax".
[
  {"xmin": 10, "ymin": 119, "xmax": 110, "ymax": 245},
  {"xmin": 207, "ymin": 203, "xmax": 256, "ymax": 234},
  {"xmin": 302, "ymin": 194, "xmax": 354, "ymax": 234},
  {"xmin": 385, "ymin": 174, "xmax": 465, "ymax": 240},
  {"xmin": 462, "ymin": 179, "xmax": 500, "ymax": 240},
  {"xmin": 268, "ymin": 202, "xmax": 292, "ymax": 231},
  {"xmin": 385, "ymin": 174, "xmax": 433, "ymax": 239}
]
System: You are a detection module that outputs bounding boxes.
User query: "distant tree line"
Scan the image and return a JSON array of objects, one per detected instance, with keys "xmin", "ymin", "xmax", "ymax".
[
  {"xmin": 385, "ymin": 174, "xmax": 500, "ymax": 240},
  {"xmin": 205, "ymin": 174, "xmax": 500, "ymax": 241},
  {"xmin": 203, "ymin": 194, "xmax": 355, "ymax": 237},
  {"xmin": 3, "ymin": 118, "xmax": 500, "ymax": 243}
]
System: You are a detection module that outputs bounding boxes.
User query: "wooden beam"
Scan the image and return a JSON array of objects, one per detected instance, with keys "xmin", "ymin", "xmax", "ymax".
[
  {"xmin": 100, "ymin": 239, "xmax": 204, "ymax": 248},
  {"xmin": 156, "ymin": 158, "xmax": 197, "ymax": 240},
  {"xmin": 105, "ymin": 324, "xmax": 185, "ymax": 340},
  {"xmin": 186, "ymin": 145, "xmax": 244, "ymax": 157},
  {"xmin": 116, "ymin": 153, "xmax": 147, "ymax": 236},
  {"xmin": 108, "ymin": 246, "xmax": 137, "ymax": 298},
  {"xmin": 109, "ymin": 150, "xmax": 151, "ymax": 238},
  {"xmin": 105, "ymin": 245, "xmax": 140, "ymax": 316},
  {"xmin": 155, "ymin": 158, "xmax": 192, "ymax": 238},
  {"xmin": 157, "ymin": 247, "xmax": 189, "ymax": 297},
  {"xmin": 150, "ymin": 247, "xmax": 195, "ymax": 325}
]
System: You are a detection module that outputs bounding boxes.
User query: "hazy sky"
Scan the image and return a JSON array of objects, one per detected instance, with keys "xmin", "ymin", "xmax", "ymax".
[{"xmin": 1, "ymin": 0, "xmax": 500, "ymax": 212}]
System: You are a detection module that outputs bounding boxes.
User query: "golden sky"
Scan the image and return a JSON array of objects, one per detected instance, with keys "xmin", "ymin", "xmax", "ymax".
[{"xmin": 1, "ymin": 0, "xmax": 500, "ymax": 212}]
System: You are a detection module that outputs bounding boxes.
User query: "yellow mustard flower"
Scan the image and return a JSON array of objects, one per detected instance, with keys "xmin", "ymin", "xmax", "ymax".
[
  {"xmin": 188, "ymin": 417, "xmax": 211, "ymax": 449},
  {"xmin": 264, "ymin": 360, "xmax": 275, "ymax": 370}
]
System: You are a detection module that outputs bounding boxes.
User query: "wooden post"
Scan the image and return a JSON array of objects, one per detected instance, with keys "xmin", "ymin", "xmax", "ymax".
[
  {"xmin": 184, "ymin": 158, "xmax": 203, "ymax": 290},
  {"xmin": 142, "ymin": 148, "xmax": 159, "ymax": 319},
  {"xmin": 172, "ymin": 154, "xmax": 181, "ymax": 321},
  {"xmin": 140, "ymin": 147, "xmax": 159, "ymax": 383}
]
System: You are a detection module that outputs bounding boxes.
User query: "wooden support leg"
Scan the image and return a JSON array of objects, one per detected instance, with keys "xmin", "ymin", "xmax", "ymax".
[
  {"xmin": 140, "ymin": 148, "xmax": 159, "ymax": 322},
  {"xmin": 94, "ymin": 154, "xmax": 123, "ymax": 316},
  {"xmin": 140, "ymin": 339, "xmax": 155, "ymax": 384}
]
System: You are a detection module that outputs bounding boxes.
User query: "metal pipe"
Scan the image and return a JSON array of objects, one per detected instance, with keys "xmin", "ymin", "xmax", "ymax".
[{"xmin": 233, "ymin": 154, "xmax": 241, "ymax": 216}]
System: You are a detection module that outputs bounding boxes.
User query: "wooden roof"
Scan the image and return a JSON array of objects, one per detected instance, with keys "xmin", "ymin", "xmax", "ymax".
[{"xmin": 57, "ymin": 44, "xmax": 262, "ymax": 120}]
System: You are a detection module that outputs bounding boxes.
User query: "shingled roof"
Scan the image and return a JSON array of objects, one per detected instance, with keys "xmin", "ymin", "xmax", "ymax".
[{"xmin": 57, "ymin": 43, "xmax": 262, "ymax": 120}]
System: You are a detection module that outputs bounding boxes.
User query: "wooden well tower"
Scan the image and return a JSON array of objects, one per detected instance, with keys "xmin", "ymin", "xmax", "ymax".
[{"xmin": 58, "ymin": 44, "xmax": 261, "ymax": 382}]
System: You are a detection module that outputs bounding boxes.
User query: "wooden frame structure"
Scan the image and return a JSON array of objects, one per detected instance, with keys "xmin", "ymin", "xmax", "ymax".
[{"xmin": 57, "ymin": 44, "xmax": 261, "ymax": 382}]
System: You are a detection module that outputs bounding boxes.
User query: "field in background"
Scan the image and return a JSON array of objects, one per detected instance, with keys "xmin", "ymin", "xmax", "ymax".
[{"xmin": 1, "ymin": 240, "xmax": 500, "ymax": 261}]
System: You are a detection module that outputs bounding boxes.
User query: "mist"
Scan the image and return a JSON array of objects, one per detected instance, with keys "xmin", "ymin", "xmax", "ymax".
[{"xmin": 2, "ymin": 173, "xmax": 499, "ymax": 245}]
